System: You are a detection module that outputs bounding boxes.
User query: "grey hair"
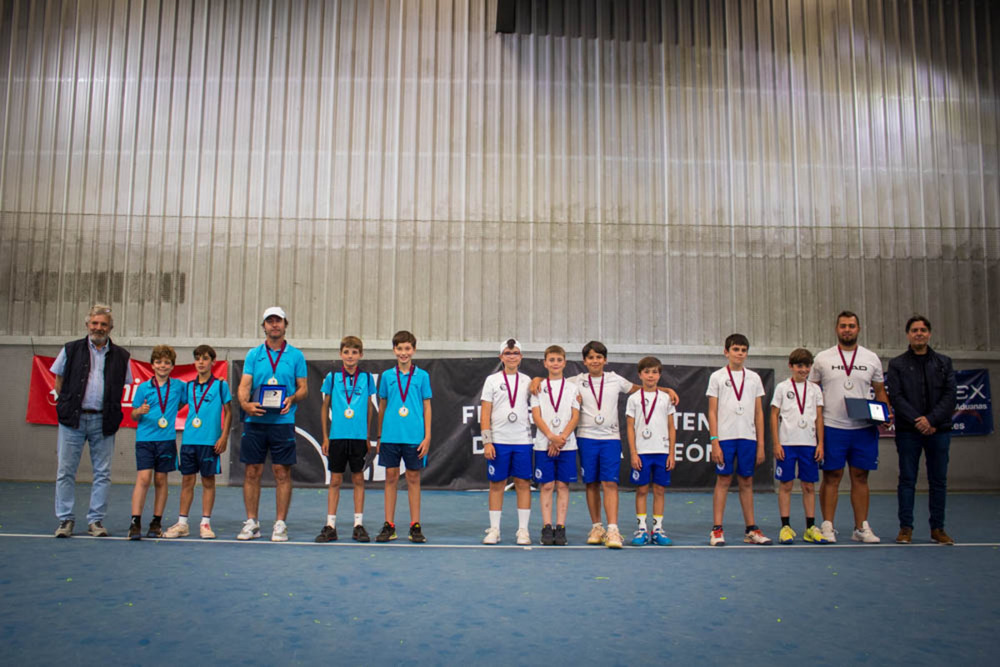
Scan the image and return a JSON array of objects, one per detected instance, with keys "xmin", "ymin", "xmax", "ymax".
[{"xmin": 85, "ymin": 303, "xmax": 114, "ymax": 327}]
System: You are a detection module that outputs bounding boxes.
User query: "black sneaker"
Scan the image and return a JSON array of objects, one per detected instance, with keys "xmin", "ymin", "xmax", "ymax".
[
  {"xmin": 54, "ymin": 519, "xmax": 74, "ymax": 538},
  {"xmin": 375, "ymin": 521, "xmax": 396, "ymax": 542},
  {"xmin": 553, "ymin": 524, "xmax": 568, "ymax": 546},
  {"xmin": 146, "ymin": 519, "xmax": 163, "ymax": 538},
  {"xmin": 540, "ymin": 523, "xmax": 555, "ymax": 545},
  {"xmin": 352, "ymin": 524, "xmax": 371, "ymax": 542},
  {"xmin": 128, "ymin": 521, "xmax": 142, "ymax": 541},
  {"xmin": 315, "ymin": 525, "xmax": 338, "ymax": 543},
  {"xmin": 408, "ymin": 522, "xmax": 426, "ymax": 543}
]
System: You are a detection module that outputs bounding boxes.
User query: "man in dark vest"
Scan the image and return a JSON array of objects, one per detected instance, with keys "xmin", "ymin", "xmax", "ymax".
[
  {"xmin": 50, "ymin": 304, "xmax": 132, "ymax": 537},
  {"xmin": 887, "ymin": 315, "xmax": 957, "ymax": 545}
]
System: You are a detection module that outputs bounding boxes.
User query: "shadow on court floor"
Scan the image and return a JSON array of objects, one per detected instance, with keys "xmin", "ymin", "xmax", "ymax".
[{"xmin": 1, "ymin": 481, "xmax": 998, "ymax": 666}]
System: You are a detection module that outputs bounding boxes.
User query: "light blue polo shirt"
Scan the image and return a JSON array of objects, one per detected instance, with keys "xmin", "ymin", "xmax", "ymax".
[
  {"xmin": 182, "ymin": 377, "xmax": 233, "ymax": 445},
  {"xmin": 243, "ymin": 341, "xmax": 307, "ymax": 425},
  {"xmin": 133, "ymin": 377, "xmax": 188, "ymax": 441},
  {"xmin": 377, "ymin": 366, "xmax": 432, "ymax": 445},
  {"xmin": 321, "ymin": 369, "xmax": 375, "ymax": 441}
]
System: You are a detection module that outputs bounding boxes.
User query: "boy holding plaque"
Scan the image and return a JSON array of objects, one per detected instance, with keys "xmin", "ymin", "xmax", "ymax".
[
  {"xmin": 163, "ymin": 345, "xmax": 232, "ymax": 539},
  {"xmin": 315, "ymin": 336, "xmax": 376, "ymax": 543},
  {"xmin": 480, "ymin": 338, "xmax": 534, "ymax": 545},
  {"xmin": 529, "ymin": 345, "xmax": 580, "ymax": 546},
  {"xmin": 769, "ymin": 348, "xmax": 827, "ymax": 544},
  {"xmin": 374, "ymin": 330, "xmax": 431, "ymax": 543},
  {"xmin": 624, "ymin": 356, "xmax": 676, "ymax": 546},
  {"xmin": 706, "ymin": 334, "xmax": 770, "ymax": 546},
  {"xmin": 128, "ymin": 345, "xmax": 188, "ymax": 540}
]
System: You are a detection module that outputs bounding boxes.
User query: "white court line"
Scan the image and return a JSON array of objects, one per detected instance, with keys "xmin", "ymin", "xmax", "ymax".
[{"xmin": 2, "ymin": 532, "xmax": 998, "ymax": 549}]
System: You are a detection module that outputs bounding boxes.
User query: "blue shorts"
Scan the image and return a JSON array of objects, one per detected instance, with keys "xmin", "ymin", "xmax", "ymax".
[
  {"xmin": 630, "ymin": 453, "xmax": 672, "ymax": 487},
  {"xmin": 487, "ymin": 444, "xmax": 533, "ymax": 481},
  {"xmin": 775, "ymin": 446, "xmax": 819, "ymax": 482},
  {"xmin": 179, "ymin": 444, "xmax": 221, "ymax": 477},
  {"xmin": 136, "ymin": 440, "xmax": 177, "ymax": 473},
  {"xmin": 378, "ymin": 442, "xmax": 425, "ymax": 471},
  {"xmin": 240, "ymin": 423, "xmax": 297, "ymax": 466},
  {"xmin": 577, "ymin": 438, "xmax": 622, "ymax": 484},
  {"xmin": 822, "ymin": 426, "xmax": 879, "ymax": 471},
  {"xmin": 716, "ymin": 438, "xmax": 757, "ymax": 477},
  {"xmin": 534, "ymin": 449, "xmax": 578, "ymax": 484}
]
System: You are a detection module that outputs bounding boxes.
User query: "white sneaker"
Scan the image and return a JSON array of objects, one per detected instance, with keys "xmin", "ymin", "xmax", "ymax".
[
  {"xmin": 852, "ymin": 520, "xmax": 880, "ymax": 543},
  {"xmin": 743, "ymin": 529, "xmax": 773, "ymax": 545},
  {"xmin": 482, "ymin": 527, "xmax": 501, "ymax": 544},
  {"xmin": 163, "ymin": 522, "xmax": 189, "ymax": 538},
  {"xmin": 271, "ymin": 520, "xmax": 289, "ymax": 542},
  {"xmin": 820, "ymin": 520, "xmax": 837, "ymax": 543},
  {"xmin": 237, "ymin": 519, "xmax": 260, "ymax": 541},
  {"xmin": 199, "ymin": 523, "xmax": 216, "ymax": 539},
  {"xmin": 515, "ymin": 528, "xmax": 531, "ymax": 545}
]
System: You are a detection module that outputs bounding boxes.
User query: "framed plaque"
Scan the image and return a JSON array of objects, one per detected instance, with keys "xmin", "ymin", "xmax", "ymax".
[{"xmin": 257, "ymin": 384, "xmax": 288, "ymax": 412}]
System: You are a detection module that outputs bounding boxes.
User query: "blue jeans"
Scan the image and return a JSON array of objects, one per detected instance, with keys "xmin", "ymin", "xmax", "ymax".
[
  {"xmin": 896, "ymin": 430, "xmax": 950, "ymax": 530},
  {"xmin": 55, "ymin": 413, "xmax": 116, "ymax": 523}
]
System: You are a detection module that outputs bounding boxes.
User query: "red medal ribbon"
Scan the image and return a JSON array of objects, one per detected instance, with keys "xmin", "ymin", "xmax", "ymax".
[
  {"xmin": 837, "ymin": 346, "xmax": 858, "ymax": 378},
  {"xmin": 396, "ymin": 366, "xmax": 415, "ymax": 405},
  {"xmin": 342, "ymin": 368, "xmax": 358, "ymax": 407},
  {"xmin": 727, "ymin": 367, "xmax": 745, "ymax": 402},
  {"xmin": 191, "ymin": 376, "xmax": 215, "ymax": 418},
  {"xmin": 792, "ymin": 380, "xmax": 807, "ymax": 415},
  {"xmin": 266, "ymin": 341, "xmax": 286, "ymax": 378},
  {"xmin": 154, "ymin": 377, "xmax": 171, "ymax": 417},
  {"xmin": 502, "ymin": 371, "xmax": 520, "ymax": 410},
  {"xmin": 546, "ymin": 378, "xmax": 565, "ymax": 414},
  {"xmin": 640, "ymin": 389, "xmax": 658, "ymax": 426},
  {"xmin": 587, "ymin": 373, "xmax": 605, "ymax": 411}
]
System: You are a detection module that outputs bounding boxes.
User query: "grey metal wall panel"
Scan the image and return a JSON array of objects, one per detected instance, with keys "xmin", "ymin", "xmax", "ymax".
[{"xmin": 0, "ymin": 0, "xmax": 998, "ymax": 354}]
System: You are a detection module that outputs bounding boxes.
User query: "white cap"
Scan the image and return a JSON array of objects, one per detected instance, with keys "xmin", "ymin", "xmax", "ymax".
[
  {"xmin": 500, "ymin": 338, "xmax": 522, "ymax": 353},
  {"xmin": 261, "ymin": 306, "xmax": 287, "ymax": 323}
]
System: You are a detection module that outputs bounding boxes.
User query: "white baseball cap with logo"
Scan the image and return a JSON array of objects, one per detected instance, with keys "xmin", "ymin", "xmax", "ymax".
[
  {"xmin": 261, "ymin": 306, "xmax": 287, "ymax": 323},
  {"xmin": 500, "ymin": 338, "xmax": 521, "ymax": 353}
]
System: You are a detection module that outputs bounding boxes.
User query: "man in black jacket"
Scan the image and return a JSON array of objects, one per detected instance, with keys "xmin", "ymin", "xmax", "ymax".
[
  {"xmin": 50, "ymin": 304, "xmax": 132, "ymax": 537},
  {"xmin": 886, "ymin": 315, "xmax": 957, "ymax": 545}
]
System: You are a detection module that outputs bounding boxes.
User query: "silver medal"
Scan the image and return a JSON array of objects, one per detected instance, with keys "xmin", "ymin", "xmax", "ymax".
[
  {"xmin": 595, "ymin": 414, "xmax": 605, "ymax": 425},
  {"xmin": 398, "ymin": 406, "xmax": 409, "ymax": 417},
  {"xmin": 844, "ymin": 378, "xmax": 854, "ymax": 390},
  {"xmin": 192, "ymin": 417, "xmax": 202, "ymax": 428},
  {"xmin": 641, "ymin": 428, "xmax": 652, "ymax": 440},
  {"xmin": 344, "ymin": 408, "xmax": 354, "ymax": 419},
  {"xmin": 267, "ymin": 377, "xmax": 278, "ymax": 386},
  {"xmin": 735, "ymin": 404, "xmax": 745, "ymax": 415},
  {"xmin": 797, "ymin": 419, "xmax": 808, "ymax": 429},
  {"xmin": 551, "ymin": 416, "xmax": 561, "ymax": 428},
  {"xmin": 158, "ymin": 417, "xmax": 168, "ymax": 428},
  {"xmin": 508, "ymin": 412, "xmax": 518, "ymax": 423}
]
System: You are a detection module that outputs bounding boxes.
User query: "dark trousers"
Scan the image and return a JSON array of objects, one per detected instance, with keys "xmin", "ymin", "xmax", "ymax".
[{"xmin": 896, "ymin": 430, "xmax": 951, "ymax": 530}]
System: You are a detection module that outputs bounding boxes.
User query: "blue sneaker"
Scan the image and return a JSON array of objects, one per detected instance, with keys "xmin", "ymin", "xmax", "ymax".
[
  {"xmin": 630, "ymin": 529, "xmax": 650, "ymax": 546},
  {"xmin": 652, "ymin": 530, "xmax": 673, "ymax": 546}
]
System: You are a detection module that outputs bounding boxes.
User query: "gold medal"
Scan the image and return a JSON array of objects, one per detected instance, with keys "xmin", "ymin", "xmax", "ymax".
[
  {"xmin": 344, "ymin": 408, "xmax": 354, "ymax": 419},
  {"xmin": 267, "ymin": 377, "xmax": 278, "ymax": 385},
  {"xmin": 398, "ymin": 406, "xmax": 409, "ymax": 417},
  {"xmin": 158, "ymin": 417, "xmax": 168, "ymax": 428},
  {"xmin": 192, "ymin": 417, "xmax": 202, "ymax": 428}
]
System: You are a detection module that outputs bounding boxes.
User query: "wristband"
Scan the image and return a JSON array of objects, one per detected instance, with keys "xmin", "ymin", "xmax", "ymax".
[
  {"xmin": 709, "ymin": 436, "xmax": 719, "ymax": 441},
  {"xmin": 482, "ymin": 429, "xmax": 493, "ymax": 445}
]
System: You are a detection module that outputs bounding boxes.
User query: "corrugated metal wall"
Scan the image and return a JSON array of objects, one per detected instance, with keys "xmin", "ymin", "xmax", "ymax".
[{"xmin": 1, "ymin": 0, "xmax": 997, "ymax": 352}]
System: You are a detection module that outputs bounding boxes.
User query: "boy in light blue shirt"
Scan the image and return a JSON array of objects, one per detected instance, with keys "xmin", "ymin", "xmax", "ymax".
[
  {"xmin": 129, "ymin": 345, "xmax": 187, "ymax": 540},
  {"xmin": 164, "ymin": 345, "xmax": 232, "ymax": 540},
  {"xmin": 374, "ymin": 330, "xmax": 432, "ymax": 543}
]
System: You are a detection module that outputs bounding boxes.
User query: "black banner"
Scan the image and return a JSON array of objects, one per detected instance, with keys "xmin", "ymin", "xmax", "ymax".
[{"xmin": 230, "ymin": 358, "xmax": 774, "ymax": 490}]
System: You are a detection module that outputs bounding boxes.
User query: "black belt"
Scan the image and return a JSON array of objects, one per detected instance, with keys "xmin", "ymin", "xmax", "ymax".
[{"xmin": 81, "ymin": 409, "xmax": 101, "ymax": 414}]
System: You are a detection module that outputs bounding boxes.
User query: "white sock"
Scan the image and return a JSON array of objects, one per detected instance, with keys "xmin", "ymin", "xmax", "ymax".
[
  {"xmin": 636, "ymin": 514, "xmax": 647, "ymax": 530},
  {"xmin": 653, "ymin": 515, "xmax": 663, "ymax": 531},
  {"xmin": 274, "ymin": 519, "xmax": 286, "ymax": 529},
  {"xmin": 593, "ymin": 521, "xmax": 604, "ymax": 530},
  {"xmin": 489, "ymin": 510, "xmax": 501, "ymax": 530},
  {"xmin": 608, "ymin": 523, "xmax": 619, "ymax": 532},
  {"xmin": 517, "ymin": 508, "xmax": 530, "ymax": 531},
  {"xmin": 177, "ymin": 515, "xmax": 189, "ymax": 526},
  {"xmin": 200, "ymin": 516, "xmax": 211, "ymax": 526},
  {"xmin": 327, "ymin": 515, "xmax": 336, "ymax": 528},
  {"xmin": 354, "ymin": 513, "xmax": 363, "ymax": 527}
]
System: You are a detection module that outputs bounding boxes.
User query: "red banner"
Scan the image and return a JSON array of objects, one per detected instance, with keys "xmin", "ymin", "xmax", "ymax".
[{"xmin": 27, "ymin": 355, "xmax": 228, "ymax": 429}]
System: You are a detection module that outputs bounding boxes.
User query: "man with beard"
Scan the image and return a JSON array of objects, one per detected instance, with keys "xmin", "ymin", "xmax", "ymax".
[
  {"xmin": 809, "ymin": 311, "xmax": 891, "ymax": 543},
  {"xmin": 50, "ymin": 304, "xmax": 132, "ymax": 537}
]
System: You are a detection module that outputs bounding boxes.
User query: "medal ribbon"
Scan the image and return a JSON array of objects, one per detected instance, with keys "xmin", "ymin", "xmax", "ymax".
[
  {"xmin": 792, "ymin": 380, "xmax": 807, "ymax": 416},
  {"xmin": 726, "ymin": 367, "xmax": 745, "ymax": 403},
  {"xmin": 503, "ymin": 371, "xmax": 520, "ymax": 410},
  {"xmin": 546, "ymin": 378, "xmax": 565, "ymax": 414},
  {"xmin": 587, "ymin": 373, "xmax": 605, "ymax": 411},
  {"xmin": 192, "ymin": 377, "xmax": 214, "ymax": 418},
  {"xmin": 266, "ymin": 341, "xmax": 286, "ymax": 378},
  {"xmin": 640, "ymin": 389, "xmax": 658, "ymax": 426},
  {"xmin": 837, "ymin": 346, "xmax": 858, "ymax": 378},
  {"xmin": 154, "ymin": 378, "xmax": 171, "ymax": 417},
  {"xmin": 396, "ymin": 366, "xmax": 415, "ymax": 406},
  {"xmin": 342, "ymin": 368, "xmax": 358, "ymax": 407}
]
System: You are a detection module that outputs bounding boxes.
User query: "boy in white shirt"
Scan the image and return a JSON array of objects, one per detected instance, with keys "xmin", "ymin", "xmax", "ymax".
[
  {"xmin": 480, "ymin": 339, "xmax": 534, "ymax": 545},
  {"xmin": 624, "ymin": 357, "xmax": 677, "ymax": 546},
  {"xmin": 706, "ymin": 333, "xmax": 770, "ymax": 546},
  {"xmin": 770, "ymin": 348, "xmax": 827, "ymax": 544}
]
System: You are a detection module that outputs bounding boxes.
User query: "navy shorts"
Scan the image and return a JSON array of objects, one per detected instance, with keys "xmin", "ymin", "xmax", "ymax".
[
  {"xmin": 534, "ymin": 448, "xmax": 578, "ymax": 484},
  {"xmin": 775, "ymin": 445, "xmax": 819, "ymax": 482},
  {"xmin": 179, "ymin": 444, "xmax": 221, "ymax": 477},
  {"xmin": 716, "ymin": 438, "xmax": 757, "ymax": 477},
  {"xmin": 240, "ymin": 422, "xmax": 297, "ymax": 466},
  {"xmin": 822, "ymin": 426, "xmax": 879, "ymax": 471},
  {"xmin": 378, "ymin": 442, "xmax": 425, "ymax": 470},
  {"xmin": 136, "ymin": 440, "xmax": 177, "ymax": 473},
  {"xmin": 328, "ymin": 439, "xmax": 368, "ymax": 474},
  {"xmin": 630, "ymin": 453, "xmax": 672, "ymax": 487},
  {"xmin": 577, "ymin": 437, "xmax": 622, "ymax": 484},
  {"xmin": 487, "ymin": 444, "xmax": 533, "ymax": 482}
]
